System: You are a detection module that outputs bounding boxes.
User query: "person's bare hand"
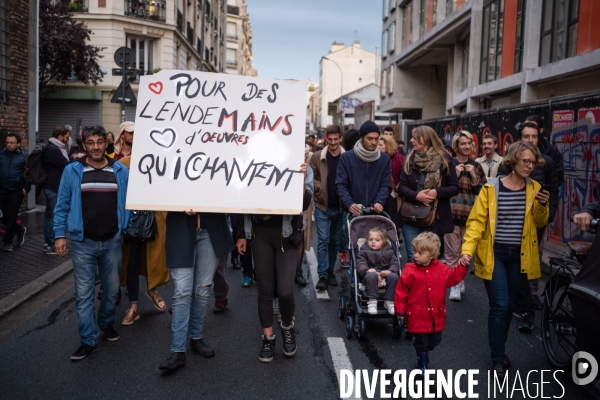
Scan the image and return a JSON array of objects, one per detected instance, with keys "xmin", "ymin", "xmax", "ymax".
[
  {"xmin": 349, "ymin": 204, "xmax": 362, "ymax": 216},
  {"xmin": 573, "ymin": 212, "xmax": 593, "ymax": 232},
  {"xmin": 464, "ymin": 164, "xmax": 474, "ymax": 173},
  {"xmin": 300, "ymin": 163, "xmax": 307, "ymax": 178},
  {"xmin": 183, "ymin": 209, "xmax": 196, "ymax": 215},
  {"xmin": 459, "ymin": 254, "xmax": 472, "ymax": 266},
  {"xmin": 380, "ymin": 270, "xmax": 391, "ymax": 278},
  {"xmin": 455, "ymin": 164, "xmax": 465, "ymax": 175},
  {"xmin": 55, "ymin": 238, "xmax": 67, "ymax": 257},
  {"xmin": 416, "ymin": 190, "xmax": 436, "ymax": 205},
  {"xmin": 534, "ymin": 190, "xmax": 550, "ymax": 206},
  {"xmin": 372, "ymin": 203, "xmax": 383, "ymax": 213},
  {"xmin": 236, "ymin": 238, "xmax": 247, "ymax": 255}
]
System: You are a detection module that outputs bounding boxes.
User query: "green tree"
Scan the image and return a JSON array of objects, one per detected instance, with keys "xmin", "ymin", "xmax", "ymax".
[{"xmin": 39, "ymin": 0, "xmax": 104, "ymax": 93}]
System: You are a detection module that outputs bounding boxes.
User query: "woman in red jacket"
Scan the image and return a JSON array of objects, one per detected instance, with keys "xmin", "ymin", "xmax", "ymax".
[{"xmin": 394, "ymin": 232, "xmax": 469, "ymax": 375}]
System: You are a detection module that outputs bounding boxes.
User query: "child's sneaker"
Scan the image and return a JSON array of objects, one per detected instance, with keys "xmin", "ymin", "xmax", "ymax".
[
  {"xmin": 367, "ymin": 300, "xmax": 377, "ymax": 315},
  {"xmin": 449, "ymin": 285, "xmax": 461, "ymax": 301},
  {"xmin": 384, "ymin": 300, "xmax": 394, "ymax": 315}
]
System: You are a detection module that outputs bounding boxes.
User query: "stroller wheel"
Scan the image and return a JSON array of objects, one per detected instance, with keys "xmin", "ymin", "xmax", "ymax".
[
  {"xmin": 355, "ymin": 316, "xmax": 366, "ymax": 340},
  {"xmin": 345, "ymin": 315, "xmax": 354, "ymax": 339},
  {"xmin": 339, "ymin": 296, "xmax": 347, "ymax": 320}
]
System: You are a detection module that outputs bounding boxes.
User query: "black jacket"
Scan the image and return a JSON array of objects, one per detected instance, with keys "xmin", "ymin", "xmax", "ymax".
[
  {"xmin": 165, "ymin": 212, "xmax": 234, "ymax": 268},
  {"xmin": 539, "ymin": 136, "xmax": 564, "ymax": 187},
  {"xmin": 42, "ymin": 142, "xmax": 70, "ymax": 192},
  {"xmin": 0, "ymin": 148, "xmax": 30, "ymax": 194},
  {"xmin": 398, "ymin": 153, "xmax": 460, "ymax": 237},
  {"xmin": 498, "ymin": 153, "xmax": 558, "ymax": 221}
]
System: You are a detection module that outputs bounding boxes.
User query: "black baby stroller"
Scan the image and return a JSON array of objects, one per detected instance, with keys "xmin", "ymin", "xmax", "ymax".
[{"xmin": 338, "ymin": 210, "xmax": 409, "ymax": 340}]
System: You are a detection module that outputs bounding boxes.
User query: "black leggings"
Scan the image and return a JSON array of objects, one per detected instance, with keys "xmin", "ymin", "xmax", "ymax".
[{"xmin": 252, "ymin": 225, "xmax": 299, "ymax": 328}]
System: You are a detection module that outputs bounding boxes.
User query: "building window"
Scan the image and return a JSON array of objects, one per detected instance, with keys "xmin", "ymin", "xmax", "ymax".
[
  {"xmin": 388, "ymin": 66, "xmax": 394, "ymax": 94},
  {"xmin": 388, "ymin": 23, "xmax": 395, "ymax": 53},
  {"xmin": 446, "ymin": 0, "xmax": 455, "ymax": 16},
  {"xmin": 461, "ymin": 34, "xmax": 470, "ymax": 91},
  {"xmin": 383, "ymin": 0, "xmax": 389, "ymax": 19},
  {"xmin": 0, "ymin": 3, "xmax": 8, "ymax": 103},
  {"xmin": 226, "ymin": 48, "xmax": 237, "ymax": 67},
  {"xmin": 389, "ymin": 0, "xmax": 396, "ymax": 13},
  {"xmin": 382, "ymin": 29, "xmax": 388, "ymax": 57},
  {"xmin": 402, "ymin": 2, "xmax": 413, "ymax": 48},
  {"xmin": 514, "ymin": 0, "xmax": 526, "ymax": 73},
  {"xmin": 128, "ymin": 36, "xmax": 154, "ymax": 82},
  {"xmin": 480, "ymin": 0, "xmax": 504, "ymax": 84},
  {"xmin": 226, "ymin": 22, "xmax": 237, "ymax": 40},
  {"xmin": 381, "ymin": 69, "xmax": 387, "ymax": 97},
  {"xmin": 419, "ymin": 0, "xmax": 427, "ymax": 38},
  {"xmin": 432, "ymin": 0, "xmax": 438, "ymax": 27},
  {"xmin": 540, "ymin": 0, "xmax": 579, "ymax": 66}
]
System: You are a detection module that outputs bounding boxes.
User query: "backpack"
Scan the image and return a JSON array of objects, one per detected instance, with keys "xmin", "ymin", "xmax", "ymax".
[{"xmin": 24, "ymin": 147, "xmax": 47, "ymax": 185}]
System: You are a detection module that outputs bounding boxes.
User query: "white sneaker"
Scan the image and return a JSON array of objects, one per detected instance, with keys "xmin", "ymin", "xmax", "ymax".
[
  {"xmin": 384, "ymin": 300, "xmax": 394, "ymax": 315},
  {"xmin": 367, "ymin": 300, "xmax": 377, "ymax": 315},
  {"xmin": 460, "ymin": 280, "xmax": 465, "ymax": 294},
  {"xmin": 449, "ymin": 285, "xmax": 461, "ymax": 301}
]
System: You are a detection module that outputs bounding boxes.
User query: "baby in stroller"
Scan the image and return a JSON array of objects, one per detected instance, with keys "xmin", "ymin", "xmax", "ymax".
[{"xmin": 357, "ymin": 228, "xmax": 400, "ymax": 315}]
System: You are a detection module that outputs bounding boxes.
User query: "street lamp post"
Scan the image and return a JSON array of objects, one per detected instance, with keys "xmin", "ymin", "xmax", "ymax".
[{"xmin": 322, "ymin": 56, "xmax": 343, "ymax": 99}]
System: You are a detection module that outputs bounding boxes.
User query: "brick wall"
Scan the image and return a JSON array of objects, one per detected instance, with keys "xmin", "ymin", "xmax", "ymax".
[{"xmin": 0, "ymin": 0, "xmax": 29, "ymax": 136}]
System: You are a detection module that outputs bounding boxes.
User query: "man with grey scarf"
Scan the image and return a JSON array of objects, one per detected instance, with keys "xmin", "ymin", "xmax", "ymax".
[
  {"xmin": 336, "ymin": 120, "xmax": 391, "ymax": 216},
  {"xmin": 42, "ymin": 125, "xmax": 71, "ymax": 254}
]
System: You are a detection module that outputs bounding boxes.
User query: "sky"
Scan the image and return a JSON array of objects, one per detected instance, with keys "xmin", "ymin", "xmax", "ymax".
[{"xmin": 246, "ymin": 0, "xmax": 384, "ymax": 84}]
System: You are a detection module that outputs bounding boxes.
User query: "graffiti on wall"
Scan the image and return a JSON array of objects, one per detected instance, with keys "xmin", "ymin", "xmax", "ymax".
[{"xmin": 407, "ymin": 92, "xmax": 600, "ymax": 245}]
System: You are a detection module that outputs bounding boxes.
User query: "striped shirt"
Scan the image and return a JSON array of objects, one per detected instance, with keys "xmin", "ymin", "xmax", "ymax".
[
  {"xmin": 495, "ymin": 181, "xmax": 526, "ymax": 245},
  {"xmin": 81, "ymin": 163, "xmax": 119, "ymax": 241}
]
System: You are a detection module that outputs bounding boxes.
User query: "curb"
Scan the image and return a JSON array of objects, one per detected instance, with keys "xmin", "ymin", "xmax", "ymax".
[{"xmin": 0, "ymin": 259, "xmax": 73, "ymax": 318}]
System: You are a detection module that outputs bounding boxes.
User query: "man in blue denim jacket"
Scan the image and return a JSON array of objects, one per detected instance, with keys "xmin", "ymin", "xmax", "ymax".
[{"xmin": 53, "ymin": 126, "xmax": 131, "ymax": 361}]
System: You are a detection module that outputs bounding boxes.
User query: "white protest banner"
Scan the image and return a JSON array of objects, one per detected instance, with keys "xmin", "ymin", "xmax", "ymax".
[{"xmin": 126, "ymin": 70, "xmax": 307, "ymax": 214}]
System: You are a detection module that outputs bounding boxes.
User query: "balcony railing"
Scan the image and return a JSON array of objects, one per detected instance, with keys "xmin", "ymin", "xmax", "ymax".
[
  {"xmin": 227, "ymin": 34, "xmax": 238, "ymax": 41},
  {"xmin": 60, "ymin": 0, "xmax": 89, "ymax": 13},
  {"xmin": 227, "ymin": 5, "xmax": 239, "ymax": 15},
  {"xmin": 226, "ymin": 60, "xmax": 237, "ymax": 67},
  {"xmin": 125, "ymin": 0, "xmax": 166, "ymax": 23}
]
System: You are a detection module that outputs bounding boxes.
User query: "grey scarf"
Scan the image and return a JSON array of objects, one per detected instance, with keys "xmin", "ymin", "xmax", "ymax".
[
  {"xmin": 49, "ymin": 137, "xmax": 69, "ymax": 161},
  {"xmin": 354, "ymin": 140, "xmax": 381, "ymax": 163}
]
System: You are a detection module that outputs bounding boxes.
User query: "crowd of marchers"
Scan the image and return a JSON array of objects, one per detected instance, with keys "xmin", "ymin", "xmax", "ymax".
[{"xmin": 2, "ymin": 116, "xmax": 596, "ymax": 379}]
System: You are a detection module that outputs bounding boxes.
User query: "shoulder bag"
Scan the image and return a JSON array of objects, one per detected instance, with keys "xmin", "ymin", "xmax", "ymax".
[
  {"xmin": 124, "ymin": 210, "xmax": 156, "ymax": 243},
  {"xmin": 400, "ymin": 172, "xmax": 440, "ymax": 227}
]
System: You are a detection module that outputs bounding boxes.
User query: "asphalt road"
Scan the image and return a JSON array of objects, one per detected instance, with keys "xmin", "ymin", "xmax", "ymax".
[{"xmin": 0, "ymin": 225, "xmax": 598, "ymax": 400}]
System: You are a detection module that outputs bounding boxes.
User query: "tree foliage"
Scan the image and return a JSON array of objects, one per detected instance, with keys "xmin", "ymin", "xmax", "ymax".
[{"xmin": 39, "ymin": 0, "xmax": 105, "ymax": 92}]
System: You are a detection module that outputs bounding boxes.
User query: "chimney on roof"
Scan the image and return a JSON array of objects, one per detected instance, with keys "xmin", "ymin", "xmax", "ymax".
[
  {"xmin": 352, "ymin": 40, "xmax": 361, "ymax": 48},
  {"xmin": 330, "ymin": 42, "xmax": 344, "ymax": 53}
]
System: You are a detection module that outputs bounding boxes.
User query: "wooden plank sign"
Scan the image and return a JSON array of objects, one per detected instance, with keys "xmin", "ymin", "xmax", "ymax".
[{"xmin": 126, "ymin": 70, "xmax": 307, "ymax": 214}]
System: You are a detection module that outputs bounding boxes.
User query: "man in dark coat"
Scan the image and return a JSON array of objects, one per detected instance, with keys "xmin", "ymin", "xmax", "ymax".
[
  {"xmin": 336, "ymin": 120, "xmax": 391, "ymax": 217},
  {"xmin": 0, "ymin": 132, "xmax": 30, "ymax": 252},
  {"xmin": 159, "ymin": 212, "xmax": 234, "ymax": 371},
  {"xmin": 42, "ymin": 126, "xmax": 71, "ymax": 254}
]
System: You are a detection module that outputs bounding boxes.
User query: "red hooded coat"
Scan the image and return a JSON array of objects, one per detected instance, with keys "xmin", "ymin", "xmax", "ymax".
[{"xmin": 394, "ymin": 259, "xmax": 468, "ymax": 333}]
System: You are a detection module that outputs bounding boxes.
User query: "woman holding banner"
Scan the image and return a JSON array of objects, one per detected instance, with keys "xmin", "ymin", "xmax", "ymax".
[{"xmin": 236, "ymin": 163, "xmax": 313, "ymax": 363}]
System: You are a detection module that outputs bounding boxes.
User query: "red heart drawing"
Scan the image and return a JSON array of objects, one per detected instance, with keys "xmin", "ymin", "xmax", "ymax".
[{"xmin": 149, "ymin": 81, "xmax": 163, "ymax": 95}]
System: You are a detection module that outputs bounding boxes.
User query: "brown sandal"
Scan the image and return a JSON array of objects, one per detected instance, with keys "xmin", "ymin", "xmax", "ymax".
[{"xmin": 147, "ymin": 290, "xmax": 166, "ymax": 311}]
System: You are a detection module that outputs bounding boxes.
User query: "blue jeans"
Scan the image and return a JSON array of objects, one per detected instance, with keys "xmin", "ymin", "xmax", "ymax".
[
  {"xmin": 402, "ymin": 223, "xmax": 428, "ymax": 262},
  {"xmin": 170, "ymin": 230, "xmax": 219, "ymax": 353},
  {"xmin": 71, "ymin": 237, "xmax": 123, "ymax": 346},
  {"xmin": 483, "ymin": 243, "xmax": 527, "ymax": 362},
  {"xmin": 315, "ymin": 207, "xmax": 343, "ymax": 277},
  {"xmin": 43, "ymin": 189, "xmax": 58, "ymax": 246}
]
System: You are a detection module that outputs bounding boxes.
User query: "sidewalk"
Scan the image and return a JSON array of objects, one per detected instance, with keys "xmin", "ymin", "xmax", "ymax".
[{"xmin": 0, "ymin": 207, "xmax": 72, "ymax": 317}]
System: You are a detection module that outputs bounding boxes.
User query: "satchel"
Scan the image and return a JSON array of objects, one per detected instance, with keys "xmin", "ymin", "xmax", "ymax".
[
  {"xmin": 124, "ymin": 210, "xmax": 156, "ymax": 243},
  {"xmin": 400, "ymin": 199, "xmax": 438, "ymax": 227}
]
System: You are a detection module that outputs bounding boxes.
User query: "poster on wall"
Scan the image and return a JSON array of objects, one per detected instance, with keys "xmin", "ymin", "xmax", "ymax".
[
  {"xmin": 125, "ymin": 70, "xmax": 307, "ymax": 214},
  {"xmin": 578, "ymin": 107, "xmax": 600, "ymax": 125},
  {"xmin": 552, "ymin": 110, "xmax": 574, "ymax": 130}
]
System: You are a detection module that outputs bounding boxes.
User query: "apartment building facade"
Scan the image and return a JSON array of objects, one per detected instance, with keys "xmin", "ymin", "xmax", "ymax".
[
  {"xmin": 318, "ymin": 41, "xmax": 380, "ymax": 129},
  {"xmin": 225, "ymin": 0, "xmax": 256, "ymax": 76},
  {"xmin": 380, "ymin": 0, "xmax": 600, "ymax": 119},
  {"xmin": 39, "ymin": 0, "xmax": 227, "ymax": 140}
]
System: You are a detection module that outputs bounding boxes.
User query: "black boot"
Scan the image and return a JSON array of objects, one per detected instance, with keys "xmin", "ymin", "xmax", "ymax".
[
  {"xmin": 295, "ymin": 269, "xmax": 307, "ymax": 286},
  {"xmin": 159, "ymin": 352, "xmax": 186, "ymax": 370},
  {"xmin": 280, "ymin": 321, "xmax": 299, "ymax": 357},
  {"xmin": 259, "ymin": 335, "xmax": 276, "ymax": 363}
]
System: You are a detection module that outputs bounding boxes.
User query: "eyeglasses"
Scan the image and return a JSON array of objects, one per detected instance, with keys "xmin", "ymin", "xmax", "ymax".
[
  {"xmin": 520, "ymin": 158, "xmax": 537, "ymax": 167},
  {"xmin": 85, "ymin": 140, "xmax": 106, "ymax": 147}
]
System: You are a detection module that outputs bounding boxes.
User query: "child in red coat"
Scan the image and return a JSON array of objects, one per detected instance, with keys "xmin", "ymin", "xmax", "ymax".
[{"xmin": 394, "ymin": 232, "xmax": 469, "ymax": 375}]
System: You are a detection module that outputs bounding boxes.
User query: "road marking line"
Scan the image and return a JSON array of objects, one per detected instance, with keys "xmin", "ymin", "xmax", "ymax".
[
  {"xmin": 328, "ymin": 337, "xmax": 362, "ymax": 400},
  {"xmin": 307, "ymin": 247, "xmax": 329, "ymax": 300}
]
